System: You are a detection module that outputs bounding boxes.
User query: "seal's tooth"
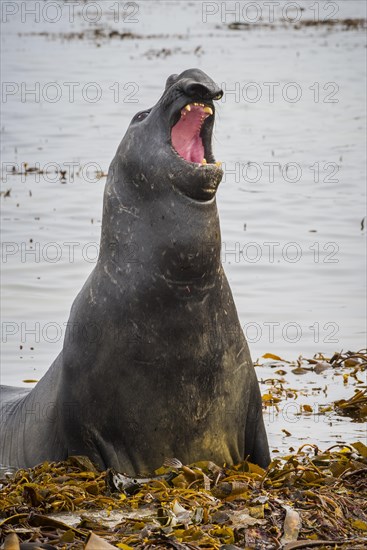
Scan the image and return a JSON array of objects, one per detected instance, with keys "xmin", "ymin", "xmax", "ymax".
[
  {"xmin": 215, "ymin": 161, "xmax": 222, "ymax": 167},
  {"xmin": 203, "ymin": 106, "xmax": 213, "ymax": 115},
  {"xmin": 202, "ymin": 158, "xmax": 207, "ymax": 165},
  {"xmin": 184, "ymin": 104, "xmax": 191, "ymax": 112}
]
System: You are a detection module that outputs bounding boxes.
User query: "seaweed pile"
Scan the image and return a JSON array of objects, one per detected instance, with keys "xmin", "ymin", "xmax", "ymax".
[{"xmin": 1, "ymin": 442, "xmax": 366, "ymax": 549}]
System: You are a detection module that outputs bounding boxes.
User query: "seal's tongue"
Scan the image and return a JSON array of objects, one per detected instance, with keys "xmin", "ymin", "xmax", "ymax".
[{"xmin": 171, "ymin": 103, "xmax": 212, "ymax": 164}]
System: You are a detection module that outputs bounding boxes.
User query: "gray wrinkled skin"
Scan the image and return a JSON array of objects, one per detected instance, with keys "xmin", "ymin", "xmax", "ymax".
[{"xmin": 0, "ymin": 69, "xmax": 270, "ymax": 474}]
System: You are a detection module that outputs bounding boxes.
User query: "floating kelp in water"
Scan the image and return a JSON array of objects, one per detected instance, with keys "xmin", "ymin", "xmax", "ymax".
[{"xmin": 334, "ymin": 389, "xmax": 367, "ymax": 421}]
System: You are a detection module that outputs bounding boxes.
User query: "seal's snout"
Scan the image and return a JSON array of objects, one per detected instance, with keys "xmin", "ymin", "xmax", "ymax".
[
  {"xmin": 169, "ymin": 72, "xmax": 223, "ymax": 170},
  {"xmin": 162, "ymin": 69, "xmax": 224, "ymax": 201},
  {"xmin": 182, "ymin": 79, "xmax": 223, "ymax": 102}
]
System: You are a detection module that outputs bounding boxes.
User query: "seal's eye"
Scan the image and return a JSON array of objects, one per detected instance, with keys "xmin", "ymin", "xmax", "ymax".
[{"xmin": 133, "ymin": 110, "xmax": 150, "ymax": 123}]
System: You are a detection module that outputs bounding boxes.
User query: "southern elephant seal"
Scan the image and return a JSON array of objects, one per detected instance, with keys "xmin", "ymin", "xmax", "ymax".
[{"xmin": 0, "ymin": 68, "xmax": 270, "ymax": 473}]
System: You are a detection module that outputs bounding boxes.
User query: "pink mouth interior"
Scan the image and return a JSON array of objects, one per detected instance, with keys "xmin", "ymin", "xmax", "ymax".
[{"xmin": 171, "ymin": 105, "xmax": 211, "ymax": 163}]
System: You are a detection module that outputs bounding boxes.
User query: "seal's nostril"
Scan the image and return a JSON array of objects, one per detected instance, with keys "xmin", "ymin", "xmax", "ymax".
[
  {"xmin": 183, "ymin": 81, "xmax": 222, "ymax": 102},
  {"xmin": 185, "ymin": 83, "xmax": 210, "ymax": 100},
  {"xmin": 213, "ymin": 90, "xmax": 223, "ymax": 101}
]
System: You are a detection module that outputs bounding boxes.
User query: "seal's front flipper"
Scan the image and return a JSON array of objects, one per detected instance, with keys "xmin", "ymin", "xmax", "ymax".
[
  {"xmin": 250, "ymin": 412, "xmax": 270, "ymax": 469},
  {"xmin": 244, "ymin": 394, "xmax": 270, "ymax": 469}
]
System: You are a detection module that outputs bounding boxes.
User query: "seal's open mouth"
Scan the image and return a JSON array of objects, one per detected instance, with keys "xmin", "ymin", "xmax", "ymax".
[{"xmin": 171, "ymin": 103, "xmax": 220, "ymax": 166}]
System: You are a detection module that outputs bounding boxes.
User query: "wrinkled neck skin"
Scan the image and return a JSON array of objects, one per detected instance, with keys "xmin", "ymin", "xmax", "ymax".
[{"xmin": 99, "ymin": 156, "xmax": 222, "ymax": 288}]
